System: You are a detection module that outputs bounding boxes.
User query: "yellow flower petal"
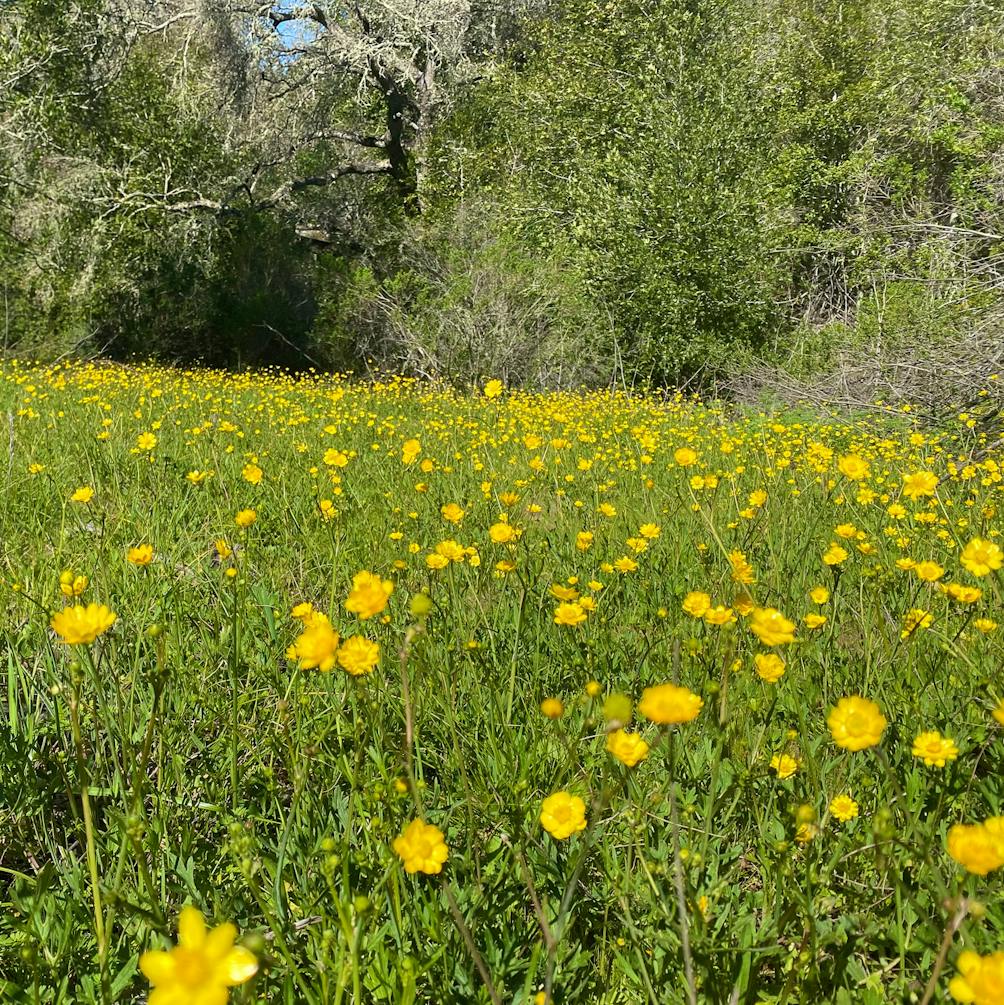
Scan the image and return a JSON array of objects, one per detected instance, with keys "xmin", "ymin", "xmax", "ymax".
[
  {"xmin": 222, "ymin": 945, "xmax": 259, "ymax": 985},
  {"xmin": 178, "ymin": 905, "xmax": 207, "ymax": 949},
  {"xmin": 148, "ymin": 988, "xmax": 181, "ymax": 1005},
  {"xmin": 204, "ymin": 921, "xmax": 237, "ymax": 961},
  {"xmin": 948, "ymin": 975, "xmax": 975, "ymax": 1003},
  {"xmin": 139, "ymin": 949, "xmax": 176, "ymax": 984}
]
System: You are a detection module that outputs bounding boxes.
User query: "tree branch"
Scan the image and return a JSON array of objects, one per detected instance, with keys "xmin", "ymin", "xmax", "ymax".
[
  {"xmin": 313, "ymin": 129, "xmax": 389, "ymax": 149},
  {"xmin": 261, "ymin": 159, "xmax": 393, "ymax": 206},
  {"xmin": 139, "ymin": 10, "xmax": 199, "ymax": 35},
  {"xmin": 163, "ymin": 198, "xmax": 227, "ymax": 213},
  {"xmin": 264, "ymin": 3, "xmax": 328, "ymax": 30}
]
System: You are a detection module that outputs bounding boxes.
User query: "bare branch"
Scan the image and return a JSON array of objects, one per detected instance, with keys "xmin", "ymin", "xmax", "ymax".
[
  {"xmin": 140, "ymin": 10, "xmax": 200, "ymax": 34},
  {"xmin": 273, "ymin": 159, "xmax": 393, "ymax": 200}
]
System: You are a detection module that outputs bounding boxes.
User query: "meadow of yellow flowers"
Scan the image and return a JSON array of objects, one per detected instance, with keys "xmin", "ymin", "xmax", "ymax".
[{"xmin": 1, "ymin": 360, "xmax": 1002, "ymax": 1004}]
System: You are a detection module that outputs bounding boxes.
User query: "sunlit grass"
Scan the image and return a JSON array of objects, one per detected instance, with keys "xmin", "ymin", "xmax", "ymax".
[{"xmin": 1, "ymin": 359, "xmax": 1002, "ymax": 1004}]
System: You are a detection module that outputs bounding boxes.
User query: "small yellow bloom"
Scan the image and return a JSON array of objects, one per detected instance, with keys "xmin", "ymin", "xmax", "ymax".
[
  {"xmin": 242, "ymin": 463, "xmax": 263, "ymax": 484},
  {"xmin": 827, "ymin": 695, "xmax": 887, "ymax": 751},
  {"xmin": 540, "ymin": 791, "xmax": 587, "ymax": 840},
  {"xmin": 803, "ymin": 613, "xmax": 827, "ymax": 629},
  {"xmin": 913, "ymin": 560, "xmax": 944, "ymax": 582},
  {"xmin": 809, "ymin": 586, "xmax": 830, "ymax": 604},
  {"xmin": 674, "ymin": 447, "xmax": 698, "ymax": 467},
  {"xmin": 729, "ymin": 550, "xmax": 755, "ymax": 585},
  {"xmin": 140, "ymin": 906, "xmax": 257, "ymax": 1003},
  {"xmin": 911, "ymin": 730, "xmax": 959, "ymax": 767},
  {"xmin": 70, "ymin": 486, "xmax": 94, "ymax": 503},
  {"xmin": 235, "ymin": 508, "xmax": 257, "ymax": 528},
  {"xmin": 540, "ymin": 697, "xmax": 564, "ymax": 719},
  {"xmin": 960, "ymin": 537, "xmax": 1003, "ymax": 577},
  {"xmin": 945, "ymin": 582, "xmax": 982, "ymax": 604},
  {"xmin": 829, "ymin": 794, "xmax": 859, "ymax": 822},
  {"xmin": 289, "ymin": 615, "xmax": 340, "ymax": 672},
  {"xmin": 483, "ymin": 379, "xmax": 504, "ymax": 399},
  {"xmin": 901, "ymin": 607, "xmax": 934, "ymax": 639},
  {"xmin": 754, "ymin": 653, "xmax": 785, "ymax": 683},
  {"xmin": 489, "ymin": 522, "xmax": 519, "ymax": 544},
  {"xmin": 337, "ymin": 636, "xmax": 380, "ymax": 676},
  {"xmin": 902, "ymin": 470, "xmax": 938, "ymax": 500},
  {"xmin": 637, "ymin": 682, "xmax": 703, "ymax": 724},
  {"xmin": 682, "ymin": 591, "xmax": 711, "ymax": 618},
  {"xmin": 441, "ymin": 503, "xmax": 465, "ymax": 524},
  {"xmin": 51, "ymin": 604, "xmax": 116, "ymax": 645},
  {"xmin": 823, "ymin": 543, "xmax": 848, "ymax": 565},
  {"xmin": 949, "ymin": 949, "xmax": 1004, "ymax": 1004},
  {"xmin": 795, "ymin": 822, "xmax": 818, "ymax": 844},
  {"xmin": 127, "ymin": 544, "xmax": 154, "ymax": 566},
  {"xmin": 837, "ymin": 454, "xmax": 870, "ymax": 481},
  {"xmin": 605, "ymin": 729, "xmax": 650, "ymax": 767},
  {"xmin": 59, "ymin": 570, "xmax": 88, "ymax": 598},
  {"xmin": 345, "ymin": 570, "xmax": 393, "ymax": 619},
  {"xmin": 393, "ymin": 819, "xmax": 449, "ymax": 874},
  {"xmin": 732, "ymin": 591, "xmax": 754, "ymax": 616},
  {"xmin": 749, "ymin": 607, "xmax": 796, "ymax": 647},
  {"xmin": 947, "ymin": 819, "xmax": 1004, "ymax": 875},
  {"xmin": 703, "ymin": 605, "xmax": 736, "ymax": 626},
  {"xmin": 769, "ymin": 753, "xmax": 798, "ymax": 779},
  {"xmin": 554, "ymin": 602, "xmax": 587, "ymax": 627},
  {"xmin": 434, "ymin": 539, "xmax": 466, "ymax": 563},
  {"xmin": 401, "ymin": 438, "xmax": 421, "ymax": 464}
]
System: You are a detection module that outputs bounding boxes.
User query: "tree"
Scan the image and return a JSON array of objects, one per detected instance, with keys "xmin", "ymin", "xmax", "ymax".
[
  {"xmin": 0, "ymin": 0, "xmax": 545, "ymax": 361},
  {"xmin": 436, "ymin": 0, "xmax": 790, "ymax": 382}
]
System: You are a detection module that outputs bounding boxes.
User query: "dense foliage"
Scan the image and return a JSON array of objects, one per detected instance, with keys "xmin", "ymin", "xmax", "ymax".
[
  {"xmin": 1, "ymin": 361, "xmax": 1003, "ymax": 1003},
  {"xmin": 0, "ymin": 0, "xmax": 1002, "ymax": 382}
]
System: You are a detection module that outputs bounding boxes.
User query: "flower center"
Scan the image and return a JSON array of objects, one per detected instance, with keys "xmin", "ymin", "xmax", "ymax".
[
  {"xmin": 846, "ymin": 711, "xmax": 869, "ymax": 734},
  {"xmin": 173, "ymin": 948, "xmax": 214, "ymax": 988}
]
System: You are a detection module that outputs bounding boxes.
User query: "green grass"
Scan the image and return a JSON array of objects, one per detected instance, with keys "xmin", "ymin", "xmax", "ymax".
[{"xmin": 0, "ymin": 360, "xmax": 1002, "ymax": 1004}]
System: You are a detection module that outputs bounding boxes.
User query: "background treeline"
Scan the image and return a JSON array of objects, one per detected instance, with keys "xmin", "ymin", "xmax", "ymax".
[{"xmin": 1, "ymin": 0, "xmax": 1002, "ymax": 391}]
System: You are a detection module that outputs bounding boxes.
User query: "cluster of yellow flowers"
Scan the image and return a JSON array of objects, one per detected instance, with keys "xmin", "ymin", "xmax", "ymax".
[
  {"xmin": 5, "ymin": 360, "xmax": 1004, "ymax": 1002},
  {"xmin": 285, "ymin": 574, "xmax": 390, "ymax": 675}
]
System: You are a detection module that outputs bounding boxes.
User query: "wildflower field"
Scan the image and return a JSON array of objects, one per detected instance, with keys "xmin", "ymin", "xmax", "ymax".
[{"xmin": 1, "ymin": 360, "xmax": 1003, "ymax": 1005}]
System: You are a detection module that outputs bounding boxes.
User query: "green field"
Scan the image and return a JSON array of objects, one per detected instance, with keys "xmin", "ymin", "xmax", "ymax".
[{"xmin": 1, "ymin": 360, "xmax": 1002, "ymax": 1004}]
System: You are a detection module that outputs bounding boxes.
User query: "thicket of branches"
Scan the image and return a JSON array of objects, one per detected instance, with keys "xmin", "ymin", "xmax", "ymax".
[{"xmin": 1, "ymin": 0, "xmax": 1002, "ymax": 392}]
